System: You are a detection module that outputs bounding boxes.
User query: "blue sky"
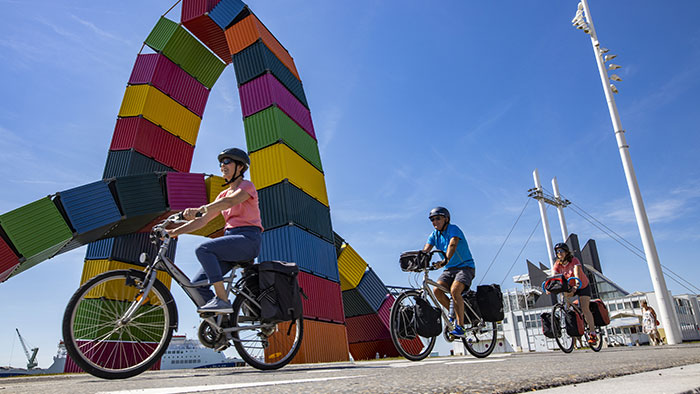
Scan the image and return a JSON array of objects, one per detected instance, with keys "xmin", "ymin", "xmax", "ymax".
[{"xmin": 1, "ymin": 0, "xmax": 700, "ymax": 366}]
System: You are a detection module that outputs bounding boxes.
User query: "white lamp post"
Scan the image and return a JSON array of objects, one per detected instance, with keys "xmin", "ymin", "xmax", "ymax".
[{"xmin": 572, "ymin": 0, "xmax": 681, "ymax": 344}]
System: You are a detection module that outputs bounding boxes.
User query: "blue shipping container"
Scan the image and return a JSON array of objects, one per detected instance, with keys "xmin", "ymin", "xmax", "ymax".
[
  {"xmin": 86, "ymin": 232, "xmax": 177, "ymax": 265},
  {"xmin": 356, "ymin": 268, "xmax": 388, "ymax": 312},
  {"xmin": 209, "ymin": 0, "xmax": 247, "ymax": 30},
  {"xmin": 56, "ymin": 180, "xmax": 122, "ymax": 235}
]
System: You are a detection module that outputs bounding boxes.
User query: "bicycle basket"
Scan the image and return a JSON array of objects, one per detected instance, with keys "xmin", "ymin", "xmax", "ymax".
[
  {"xmin": 543, "ymin": 274, "xmax": 569, "ymax": 294},
  {"xmin": 399, "ymin": 250, "xmax": 431, "ymax": 272}
]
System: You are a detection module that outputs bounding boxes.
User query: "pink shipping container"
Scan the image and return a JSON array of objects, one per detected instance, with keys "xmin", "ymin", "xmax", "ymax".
[
  {"xmin": 0, "ymin": 236, "xmax": 21, "ymax": 282},
  {"xmin": 165, "ymin": 172, "xmax": 208, "ymax": 210},
  {"xmin": 377, "ymin": 294, "xmax": 394, "ymax": 328},
  {"xmin": 298, "ymin": 271, "xmax": 345, "ymax": 323},
  {"xmin": 239, "ymin": 73, "xmax": 316, "ymax": 140},
  {"xmin": 182, "ymin": 0, "xmax": 232, "ymax": 63},
  {"xmin": 346, "ymin": 313, "xmax": 390, "ymax": 343},
  {"xmin": 129, "ymin": 53, "xmax": 210, "ymax": 117},
  {"xmin": 64, "ymin": 341, "xmax": 161, "ymax": 373},
  {"xmin": 110, "ymin": 117, "xmax": 194, "ymax": 172}
]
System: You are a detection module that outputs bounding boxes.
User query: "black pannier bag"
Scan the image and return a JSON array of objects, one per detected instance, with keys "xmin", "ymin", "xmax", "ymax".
[
  {"xmin": 257, "ymin": 261, "xmax": 303, "ymax": 324},
  {"xmin": 543, "ymin": 274, "xmax": 569, "ymax": 294},
  {"xmin": 463, "ymin": 290, "xmax": 481, "ymax": 323},
  {"xmin": 414, "ymin": 297, "xmax": 442, "ymax": 337},
  {"xmin": 399, "ymin": 250, "xmax": 431, "ymax": 272},
  {"xmin": 242, "ymin": 266, "xmax": 260, "ymax": 298},
  {"xmin": 397, "ymin": 305, "xmax": 417, "ymax": 339},
  {"xmin": 565, "ymin": 310, "xmax": 584, "ymax": 337},
  {"xmin": 541, "ymin": 312, "xmax": 560, "ymax": 338},
  {"xmin": 476, "ymin": 284, "xmax": 504, "ymax": 322}
]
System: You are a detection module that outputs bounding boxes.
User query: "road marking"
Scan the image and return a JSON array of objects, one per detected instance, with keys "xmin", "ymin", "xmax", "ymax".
[
  {"xmin": 445, "ymin": 359, "xmax": 506, "ymax": 365},
  {"xmin": 389, "ymin": 360, "xmax": 447, "ymax": 368},
  {"xmin": 96, "ymin": 375, "xmax": 365, "ymax": 394}
]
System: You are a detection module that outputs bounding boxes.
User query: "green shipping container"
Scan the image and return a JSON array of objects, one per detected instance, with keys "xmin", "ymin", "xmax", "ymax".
[
  {"xmin": 145, "ymin": 17, "xmax": 226, "ymax": 89},
  {"xmin": 244, "ymin": 106, "xmax": 323, "ymax": 172},
  {"xmin": 0, "ymin": 197, "xmax": 73, "ymax": 276}
]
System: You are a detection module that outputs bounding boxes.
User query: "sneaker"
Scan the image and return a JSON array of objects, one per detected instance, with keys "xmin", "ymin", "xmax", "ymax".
[
  {"xmin": 198, "ymin": 297, "xmax": 232, "ymax": 313},
  {"xmin": 587, "ymin": 332, "xmax": 598, "ymax": 345},
  {"xmin": 449, "ymin": 325, "xmax": 466, "ymax": 337}
]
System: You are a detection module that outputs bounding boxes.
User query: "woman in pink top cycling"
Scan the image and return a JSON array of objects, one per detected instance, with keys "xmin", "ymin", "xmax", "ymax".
[
  {"xmin": 552, "ymin": 242, "xmax": 598, "ymax": 344},
  {"xmin": 166, "ymin": 148, "xmax": 263, "ymax": 313}
]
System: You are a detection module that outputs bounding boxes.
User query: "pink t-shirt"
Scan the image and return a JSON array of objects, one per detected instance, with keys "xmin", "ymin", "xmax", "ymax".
[
  {"xmin": 552, "ymin": 257, "xmax": 589, "ymax": 289},
  {"xmin": 216, "ymin": 180, "xmax": 263, "ymax": 231}
]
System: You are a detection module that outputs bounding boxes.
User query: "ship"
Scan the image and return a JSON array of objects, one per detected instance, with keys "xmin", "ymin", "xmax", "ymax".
[
  {"xmin": 160, "ymin": 335, "xmax": 245, "ymax": 370},
  {"xmin": 0, "ymin": 340, "xmax": 66, "ymax": 378}
]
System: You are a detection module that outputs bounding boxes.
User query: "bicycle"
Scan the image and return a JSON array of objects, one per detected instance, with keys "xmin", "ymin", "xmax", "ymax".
[
  {"xmin": 62, "ymin": 213, "xmax": 303, "ymax": 379},
  {"xmin": 389, "ymin": 250, "xmax": 498, "ymax": 361},
  {"xmin": 542, "ymin": 276, "xmax": 603, "ymax": 353}
]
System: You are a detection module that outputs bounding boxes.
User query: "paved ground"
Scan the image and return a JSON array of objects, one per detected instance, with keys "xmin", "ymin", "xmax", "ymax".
[{"xmin": 1, "ymin": 344, "xmax": 699, "ymax": 393}]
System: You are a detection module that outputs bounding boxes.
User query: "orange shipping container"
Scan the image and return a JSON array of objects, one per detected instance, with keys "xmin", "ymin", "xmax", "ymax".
[
  {"xmin": 265, "ymin": 320, "xmax": 349, "ymax": 364},
  {"xmin": 224, "ymin": 14, "xmax": 300, "ymax": 80}
]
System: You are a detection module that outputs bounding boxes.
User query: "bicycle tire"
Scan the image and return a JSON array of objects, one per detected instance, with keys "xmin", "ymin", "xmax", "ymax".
[
  {"xmin": 62, "ymin": 270, "xmax": 176, "ymax": 379},
  {"xmin": 462, "ymin": 320, "xmax": 498, "ymax": 358},
  {"xmin": 585, "ymin": 326, "xmax": 603, "ymax": 352},
  {"xmin": 389, "ymin": 290, "xmax": 437, "ymax": 361},
  {"xmin": 552, "ymin": 304, "xmax": 574, "ymax": 353},
  {"xmin": 230, "ymin": 292, "xmax": 303, "ymax": 370}
]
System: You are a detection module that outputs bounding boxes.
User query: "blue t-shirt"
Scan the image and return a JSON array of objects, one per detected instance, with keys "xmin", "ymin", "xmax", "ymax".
[{"xmin": 426, "ymin": 224, "xmax": 475, "ymax": 269}]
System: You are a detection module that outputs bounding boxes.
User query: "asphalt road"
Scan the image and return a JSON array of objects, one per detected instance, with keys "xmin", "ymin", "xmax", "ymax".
[{"xmin": 2, "ymin": 344, "xmax": 700, "ymax": 394}]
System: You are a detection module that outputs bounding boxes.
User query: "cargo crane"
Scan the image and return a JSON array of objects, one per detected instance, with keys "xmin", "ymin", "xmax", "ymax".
[{"xmin": 15, "ymin": 329, "xmax": 39, "ymax": 370}]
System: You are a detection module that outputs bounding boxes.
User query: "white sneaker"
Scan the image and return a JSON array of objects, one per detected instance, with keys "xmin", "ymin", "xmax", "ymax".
[{"xmin": 198, "ymin": 297, "xmax": 232, "ymax": 313}]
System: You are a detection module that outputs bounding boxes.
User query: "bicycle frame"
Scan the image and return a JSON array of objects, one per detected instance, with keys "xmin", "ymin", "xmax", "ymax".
[{"xmin": 420, "ymin": 270, "xmax": 482, "ymax": 328}]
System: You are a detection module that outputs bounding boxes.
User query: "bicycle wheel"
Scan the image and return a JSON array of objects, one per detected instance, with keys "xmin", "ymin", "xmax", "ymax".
[
  {"xmin": 230, "ymin": 292, "xmax": 303, "ymax": 370},
  {"xmin": 389, "ymin": 290, "xmax": 437, "ymax": 361},
  {"xmin": 552, "ymin": 304, "xmax": 574, "ymax": 353},
  {"xmin": 62, "ymin": 270, "xmax": 176, "ymax": 379},
  {"xmin": 462, "ymin": 320, "xmax": 498, "ymax": 358},
  {"xmin": 585, "ymin": 326, "xmax": 603, "ymax": 352}
]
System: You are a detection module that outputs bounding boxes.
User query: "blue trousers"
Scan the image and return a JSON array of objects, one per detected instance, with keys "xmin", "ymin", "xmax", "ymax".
[{"xmin": 192, "ymin": 226, "xmax": 261, "ymax": 301}]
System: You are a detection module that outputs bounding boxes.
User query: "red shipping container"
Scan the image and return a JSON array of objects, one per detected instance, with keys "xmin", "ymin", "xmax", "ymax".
[
  {"xmin": 0, "ymin": 236, "xmax": 21, "ymax": 282},
  {"xmin": 110, "ymin": 117, "xmax": 194, "ymax": 172},
  {"xmin": 165, "ymin": 172, "xmax": 208, "ymax": 211},
  {"xmin": 349, "ymin": 337, "xmax": 424, "ymax": 361},
  {"xmin": 298, "ymin": 271, "xmax": 345, "ymax": 323},
  {"xmin": 346, "ymin": 313, "xmax": 390, "ymax": 343},
  {"xmin": 182, "ymin": 0, "xmax": 232, "ymax": 64},
  {"xmin": 64, "ymin": 341, "xmax": 161, "ymax": 373},
  {"xmin": 239, "ymin": 73, "xmax": 316, "ymax": 140},
  {"xmin": 129, "ymin": 53, "xmax": 210, "ymax": 117},
  {"xmin": 377, "ymin": 294, "xmax": 394, "ymax": 328}
]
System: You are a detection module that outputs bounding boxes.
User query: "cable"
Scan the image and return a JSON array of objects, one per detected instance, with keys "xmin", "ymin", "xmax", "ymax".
[
  {"xmin": 478, "ymin": 198, "xmax": 531, "ymax": 284},
  {"xmin": 162, "ymin": 0, "xmax": 182, "ymax": 17},
  {"xmin": 501, "ymin": 214, "xmax": 543, "ymax": 287}
]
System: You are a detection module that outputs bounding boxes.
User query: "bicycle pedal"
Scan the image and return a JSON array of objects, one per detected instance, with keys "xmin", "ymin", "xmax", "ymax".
[{"xmin": 199, "ymin": 312, "xmax": 216, "ymax": 318}]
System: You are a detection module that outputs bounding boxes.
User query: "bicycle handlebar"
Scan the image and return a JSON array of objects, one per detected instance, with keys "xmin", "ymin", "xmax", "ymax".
[
  {"xmin": 428, "ymin": 250, "xmax": 447, "ymax": 270},
  {"xmin": 541, "ymin": 276, "xmax": 582, "ymax": 293},
  {"xmin": 151, "ymin": 208, "xmax": 207, "ymax": 239}
]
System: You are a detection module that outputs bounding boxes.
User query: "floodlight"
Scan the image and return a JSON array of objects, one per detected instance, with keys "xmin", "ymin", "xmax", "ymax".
[
  {"xmin": 604, "ymin": 54, "xmax": 617, "ymax": 62},
  {"xmin": 610, "ymin": 84, "xmax": 619, "ymax": 94},
  {"xmin": 600, "ymin": 47, "xmax": 610, "ymax": 54},
  {"xmin": 608, "ymin": 64, "xmax": 621, "ymax": 70},
  {"xmin": 578, "ymin": 2, "xmax": 583, "ymax": 10},
  {"xmin": 610, "ymin": 74, "xmax": 622, "ymax": 82}
]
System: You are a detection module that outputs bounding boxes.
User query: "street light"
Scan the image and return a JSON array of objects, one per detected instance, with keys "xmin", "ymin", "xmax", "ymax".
[{"xmin": 571, "ymin": 0, "xmax": 682, "ymax": 345}]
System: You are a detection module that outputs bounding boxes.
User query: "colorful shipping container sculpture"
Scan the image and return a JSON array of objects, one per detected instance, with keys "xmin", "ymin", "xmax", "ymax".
[{"xmin": 0, "ymin": 0, "xmax": 409, "ymax": 367}]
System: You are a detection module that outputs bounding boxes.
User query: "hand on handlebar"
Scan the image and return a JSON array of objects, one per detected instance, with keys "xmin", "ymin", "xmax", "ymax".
[
  {"xmin": 182, "ymin": 206, "xmax": 207, "ymax": 221},
  {"xmin": 431, "ymin": 259, "xmax": 447, "ymax": 270}
]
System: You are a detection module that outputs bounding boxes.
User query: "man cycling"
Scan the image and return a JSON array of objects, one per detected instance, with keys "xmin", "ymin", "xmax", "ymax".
[{"xmin": 422, "ymin": 206, "xmax": 476, "ymax": 337}]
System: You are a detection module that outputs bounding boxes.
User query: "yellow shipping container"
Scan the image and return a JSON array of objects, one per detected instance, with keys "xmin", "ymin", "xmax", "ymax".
[
  {"xmin": 191, "ymin": 175, "xmax": 227, "ymax": 237},
  {"xmin": 250, "ymin": 143, "xmax": 329, "ymax": 207},
  {"xmin": 80, "ymin": 259, "xmax": 173, "ymax": 302},
  {"xmin": 337, "ymin": 244, "xmax": 368, "ymax": 291},
  {"xmin": 119, "ymin": 85, "xmax": 200, "ymax": 146},
  {"xmin": 191, "ymin": 213, "xmax": 225, "ymax": 237}
]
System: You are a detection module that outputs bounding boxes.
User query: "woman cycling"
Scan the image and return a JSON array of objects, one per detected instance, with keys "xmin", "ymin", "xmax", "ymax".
[
  {"xmin": 552, "ymin": 242, "xmax": 598, "ymax": 344},
  {"xmin": 166, "ymin": 148, "xmax": 263, "ymax": 313}
]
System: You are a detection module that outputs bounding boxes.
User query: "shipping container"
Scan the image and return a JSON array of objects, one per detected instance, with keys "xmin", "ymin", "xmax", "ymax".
[
  {"xmin": 342, "ymin": 288, "xmax": 376, "ymax": 317},
  {"xmin": 244, "ymin": 106, "xmax": 321, "ymax": 171},
  {"xmin": 1, "ymin": 197, "xmax": 73, "ymax": 277},
  {"xmin": 189, "ymin": 175, "xmax": 228, "ymax": 237},
  {"xmin": 348, "ymin": 339, "xmax": 400, "ymax": 360},
  {"xmin": 377, "ymin": 294, "xmax": 395, "ymax": 329},
  {"xmin": 103, "ymin": 149, "xmax": 175, "ymax": 179},
  {"xmin": 81, "ymin": 259, "xmax": 172, "ymax": 289},
  {"xmin": 191, "ymin": 213, "xmax": 226, "ymax": 237},
  {"xmin": 265, "ymin": 320, "xmax": 349, "ymax": 364},
  {"xmin": 333, "ymin": 232, "xmax": 345, "ymax": 258},
  {"xmin": 224, "ymin": 13, "xmax": 300, "ymax": 79},
  {"xmin": 233, "ymin": 41, "xmax": 307, "ymax": 107},
  {"xmin": 181, "ymin": 0, "xmax": 234, "ymax": 63},
  {"xmin": 86, "ymin": 232, "xmax": 177, "ymax": 266},
  {"xmin": 64, "ymin": 342, "xmax": 162, "ymax": 373},
  {"xmin": 337, "ymin": 244, "xmax": 367, "ymax": 291},
  {"xmin": 239, "ymin": 73, "xmax": 315, "ymax": 139},
  {"xmin": 110, "ymin": 117, "xmax": 194, "ymax": 173},
  {"xmin": 103, "ymin": 172, "xmax": 168, "ymax": 237},
  {"xmin": 181, "ymin": 0, "xmax": 222, "ymax": 22},
  {"xmin": 249, "ymin": 143, "xmax": 328, "ymax": 207},
  {"xmin": 119, "ymin": 85, "xmax": 201, "ymax": 146},
  {"xmin": 53, "ymin": 180, "xmax": 123, "ymax": 247},
  {"xmin": 345, "ymin": 313, "xmax": 390, "ymax": 343},
  {"xmin": 297, "ymin": 271, "xmax": 345, "ymax": 323},
  {"xmin": 144, "ymin": 17, "xmax": 226, "ymax": 89},
  {"xmin": 204, "ymin": 175, "xmax": 228, "ymax": 202},
  {"xmin": 165, "ymin": 172, "xmax": 207, "ymax": 211},
  {"xmin": 258, "ymin": 180, "xmax": 332, "ymax": 242},
  {"xmin": 356, "ymin": 268, "xmax": 389, "ymax": 312},
  {"xmin": 208, "ymin": 0, "xmax": 247, "ymax": 30},
  {"xmin": 0, "ymin": 235, "xmax": 22, "ymax": 282},
  {"xmin": 259, "ymin": 224, "xmax": 339, "ymax": 282},
  {"xmin": 129, "ymin": 53, "xmax": 210, "ymax": 117}
]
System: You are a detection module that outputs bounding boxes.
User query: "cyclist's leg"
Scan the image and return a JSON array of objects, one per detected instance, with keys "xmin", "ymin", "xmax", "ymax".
[
  {"xmin": 434, "ymin": 270, "xmax": 455, "ymax": 311},
  {"xmin": 450, "ymin": 267, "xmax": 474, "ymax": 327},
  {"xmin": 576, "ymin": 287, "xmax": 596, "ymax": 332}
]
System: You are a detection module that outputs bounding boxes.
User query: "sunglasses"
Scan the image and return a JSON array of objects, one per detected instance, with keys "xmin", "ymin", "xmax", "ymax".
[
  {"xmin": 555, "ymin": 249, "xmax": 566, "ymax": 254},
  {"xmin": 430, "ymin": 216, "xmax": 443, "ymax": 222},
  {"xmin": 220, "ymin": 158, "xmax": 236, "ymax": 166}
]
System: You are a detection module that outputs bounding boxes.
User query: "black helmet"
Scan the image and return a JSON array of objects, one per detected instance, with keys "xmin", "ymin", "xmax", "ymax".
[
  {"xmin": 554, "ymin": 242, "xmax": 569, "ymax": 253},
  {"xmin": 428, "ymin": 206, "xmax": 450, "ymax": 222},
  {"xmin": 218, "ymin": 148, "xmax": 250, "ymax": 168}
]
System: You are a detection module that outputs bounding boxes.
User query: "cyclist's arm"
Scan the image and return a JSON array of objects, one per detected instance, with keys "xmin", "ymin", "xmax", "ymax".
[
  {"xmin": 445, "ymin": 236, "xmax": 459, "ymax": 261},
  {"xmin": 422, "ymin": 243, "xmax": 433, "ymax": 253},
  {"xmin": 573, "ymin": 264, "xmax": 586, "ymax": 286},
  {"xmin": 167, "ymin": 208, "xmax": 220, "ymax": 237},
  {"xmin": 204, "ymin": 188, "xmax": 251, "ymax": 212}
]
